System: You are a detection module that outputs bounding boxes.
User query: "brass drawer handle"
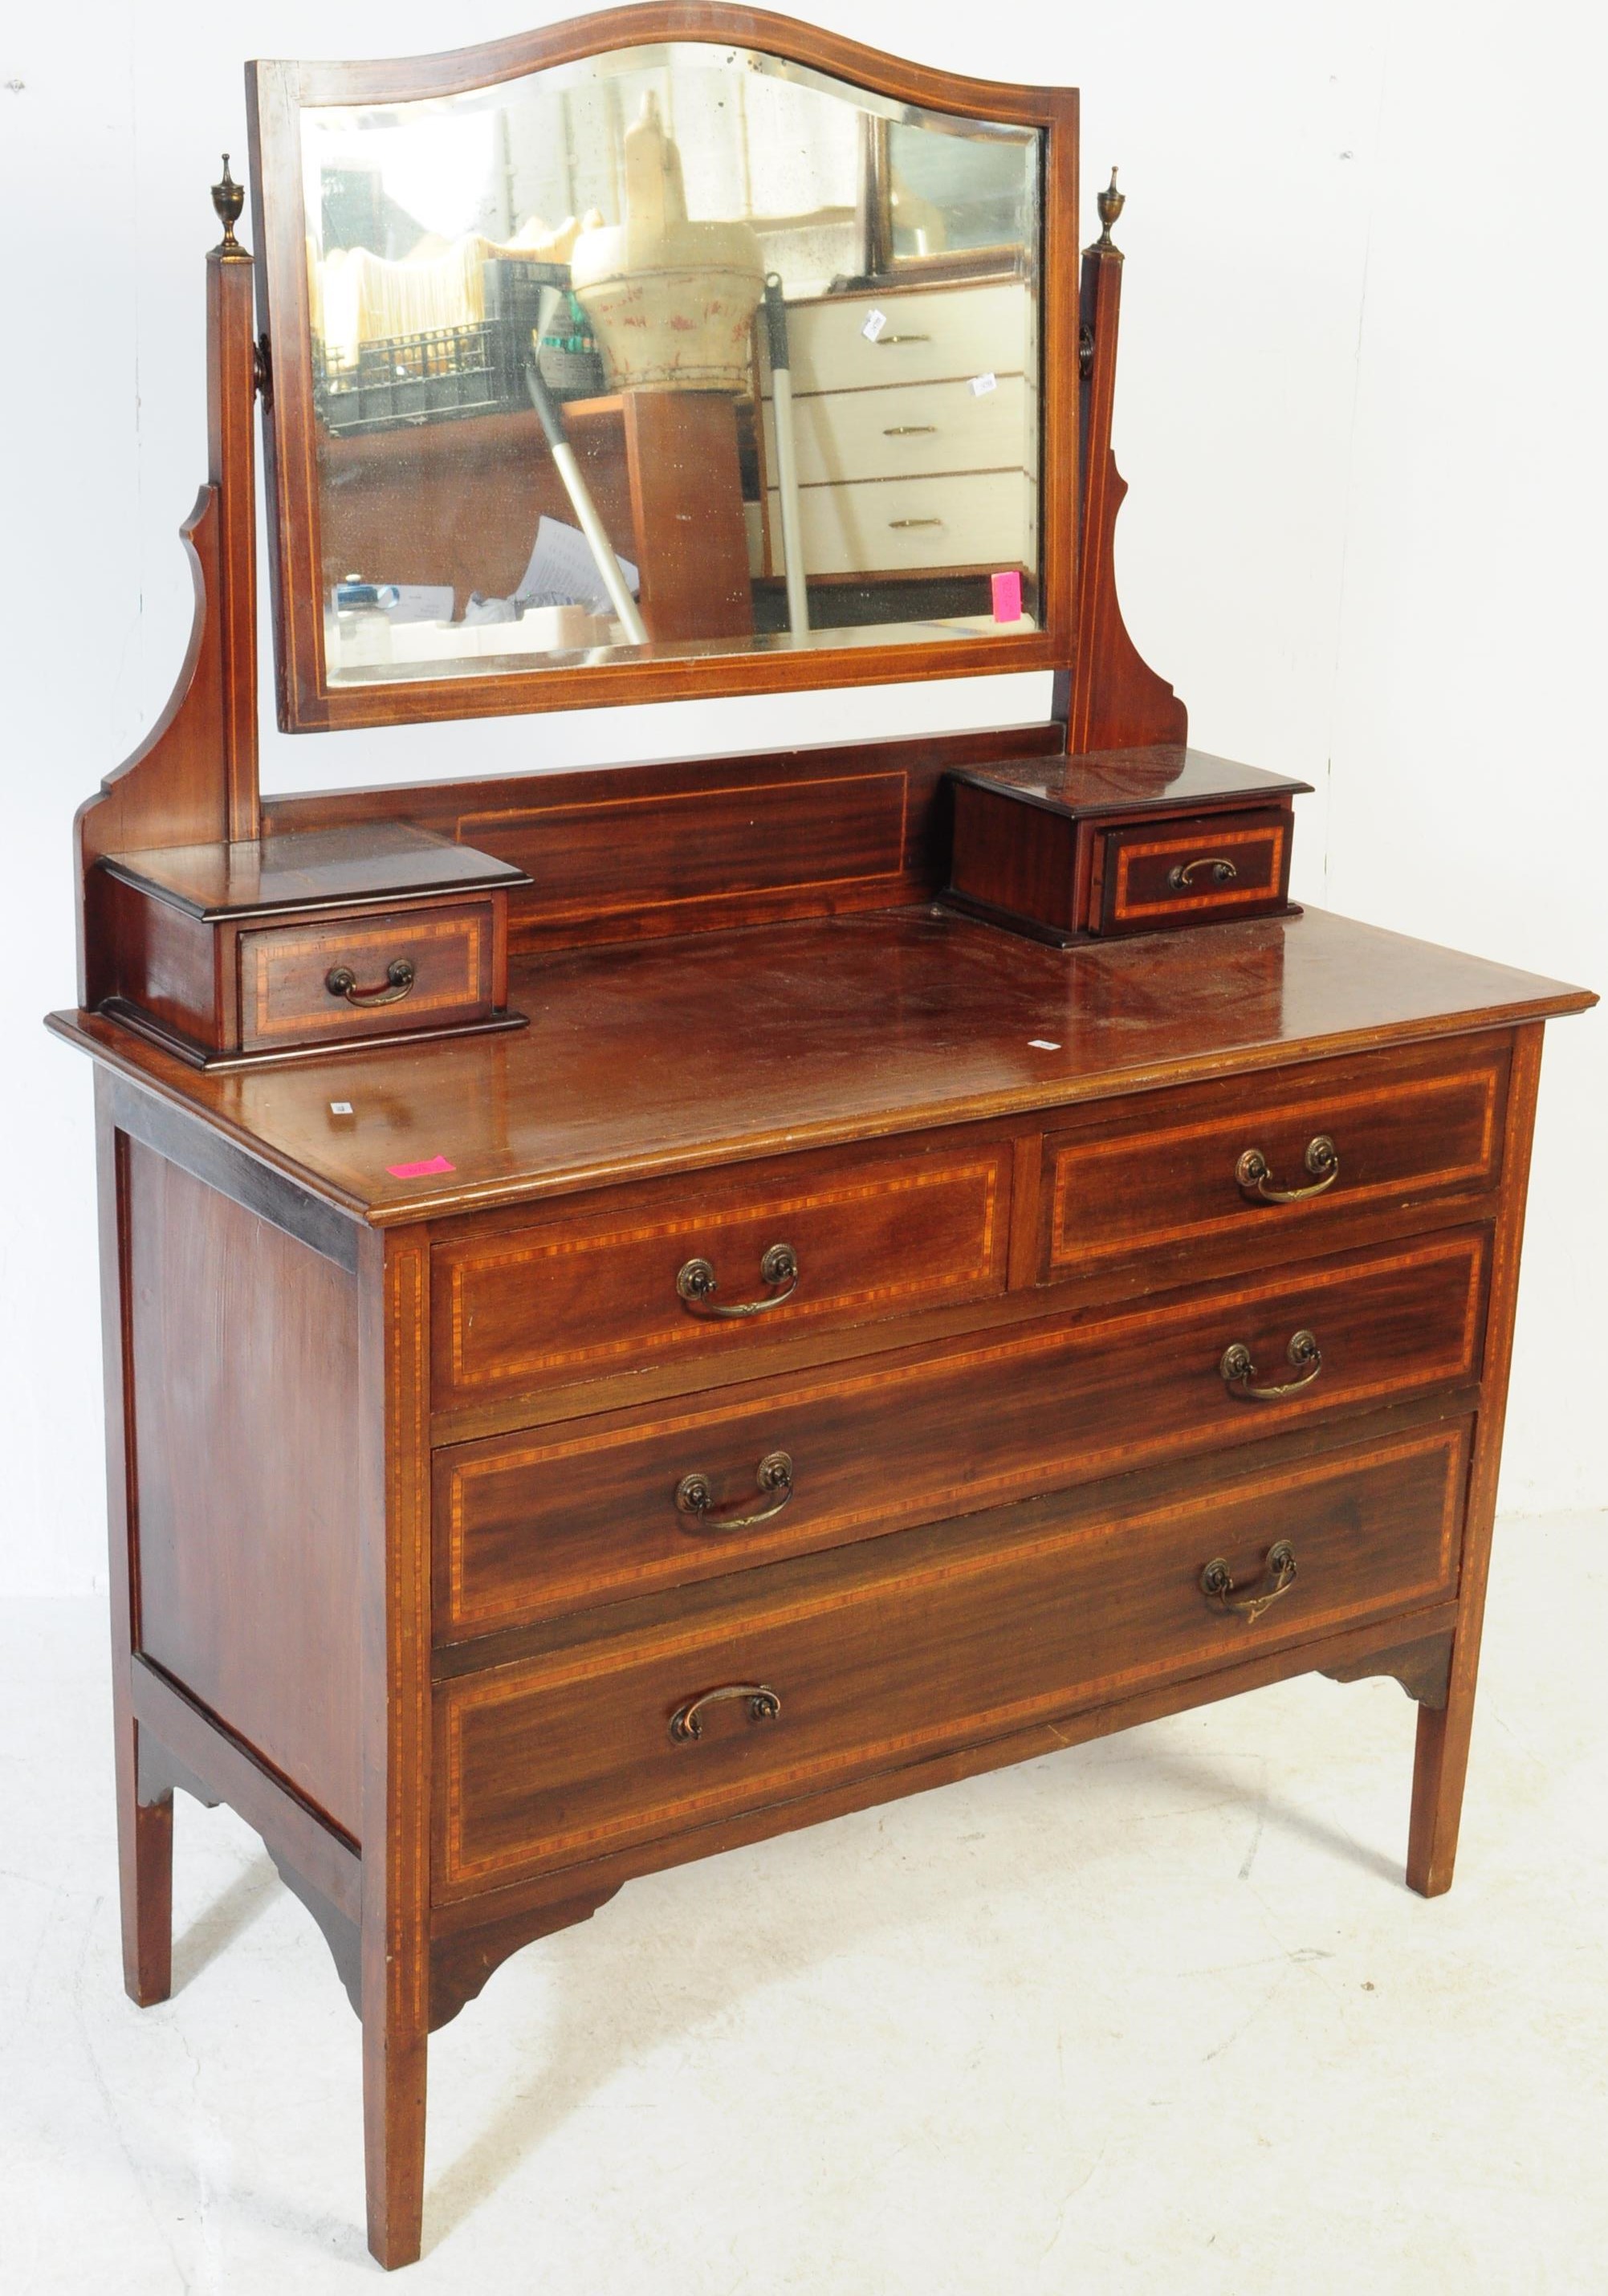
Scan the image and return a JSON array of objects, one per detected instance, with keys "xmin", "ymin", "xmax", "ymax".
[
  {"xmin": 1219, "ymin": 1328, "xmax": 1322, "ymax": 1401},
  {"xmin": 670, "ymin": 1683, "xmax": 782, "ymax": 1743},
  {"xmin": 873, "ymin": 332, "xmax": 932, "ymax": 345},
  {"xmin": 889, "ymin": 517, "xmax": 942, "ymax": 528},
  {"xmin": 883, "ymin": 424, "xmax": 938, "ymax": 435},
  {"xmin": 1166, "ymin": 855, "xmax": 1239, "ymax": 889},
  {"xmin": 1200, "ymin": 1540, "xmax": 1298, "ymax": 1624},
  {"xmin": 325, "ymin": 957, "xmax": 416, "ymax": 1008},
  {"xmin": 676, "ymin": 1450, "xmax": 794, "ymax": 1533},
  {"xmin": 677, "ymin": 1242, "xmax": 798, "ymax": 1317},
  {"xmin": 1236, "ymin": 1135, "xmax": 1339, "ymax": 1203}
]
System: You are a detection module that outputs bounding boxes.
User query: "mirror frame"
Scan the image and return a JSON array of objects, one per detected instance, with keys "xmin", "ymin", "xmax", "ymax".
[{"xmin": 247, "ymin": 3, "xmax": 1079, "ymax": 733}]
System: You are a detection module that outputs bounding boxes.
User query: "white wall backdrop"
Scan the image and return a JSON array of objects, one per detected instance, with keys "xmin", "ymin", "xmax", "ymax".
[{"xmin": 2, "ymin": 0, "xmax": 1602, "ymax": 1595}]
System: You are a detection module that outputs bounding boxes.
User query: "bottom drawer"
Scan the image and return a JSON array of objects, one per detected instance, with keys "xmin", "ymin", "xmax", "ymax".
[{"xmin": 437, "ymin": 1416, "xmax": 1470, "ymax": 1898}]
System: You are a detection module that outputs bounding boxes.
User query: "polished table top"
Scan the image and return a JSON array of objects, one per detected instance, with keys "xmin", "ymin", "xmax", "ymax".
[{"xmin": 49, "ymin": 906, "xmax": 1594, "ymax": 1226}]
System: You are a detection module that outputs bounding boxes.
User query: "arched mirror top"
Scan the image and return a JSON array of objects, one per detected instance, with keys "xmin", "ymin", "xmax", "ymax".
[{"xmin": 248, "ymin": 5, "xmax": 1080, "ymax": 731}]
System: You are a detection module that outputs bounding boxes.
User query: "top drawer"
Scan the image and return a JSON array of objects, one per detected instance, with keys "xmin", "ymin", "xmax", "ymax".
[
  {"xmin": 1038, "ymin": 1036, "xmax": 1509, "ymax": 1284},
  {"xmin": 432, "ymin": 1134, "xmax": 1013, "ymax": 1414},
  {"xmin": 239, "ymin": 901, "xmax": 495, "ymax": 1051},
  {"xmin": 773, "ymin": 283, "xmax": 1031, "ymax": 395}
]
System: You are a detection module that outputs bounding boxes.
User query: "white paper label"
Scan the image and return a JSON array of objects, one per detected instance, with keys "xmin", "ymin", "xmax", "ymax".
[
  {"xmin": 970, "ymin": 372, "xmax": 998, "ymax": 397},
  {"xmin": 329, "ymin": 1101, "xmax": 354, "ymax": 1115},
  {"xmin": 861, "ymin": 308, "xmax": 888, "ymax": 342},
  {"xmin": 1028, "ymin": 1040, "xmax": 1060, "ymax": 1052}
]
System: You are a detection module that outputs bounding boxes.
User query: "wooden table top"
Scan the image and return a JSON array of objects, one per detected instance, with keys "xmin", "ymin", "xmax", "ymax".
[{"xmin": 48, "ymin": 906, "xmax": 1594, "ymax": 1227}]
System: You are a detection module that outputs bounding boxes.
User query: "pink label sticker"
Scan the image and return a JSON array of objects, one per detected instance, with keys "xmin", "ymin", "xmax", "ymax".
[
  {"xmin": 386, "ymin": 1154, "xmax": 456, "ymax": 1179},
  {"xmin": 991, "ymin": 570, "xmax": 1023, "ymax": 623}
]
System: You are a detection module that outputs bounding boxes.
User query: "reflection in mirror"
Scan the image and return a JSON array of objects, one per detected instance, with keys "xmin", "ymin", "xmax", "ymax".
[{"xmin": 299, "ymin": 43, "xmax": 1042, "ymax": 686}]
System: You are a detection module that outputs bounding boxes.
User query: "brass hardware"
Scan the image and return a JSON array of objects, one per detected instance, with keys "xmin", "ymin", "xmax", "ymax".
[
  {"xmin": 254, "ymin": 333, "xmax": 274, "ymax": 406},
  {"xmin": 676, "ymin": 1242, "xmax": 799, "ymax": 1317},
  {"xmin": 675, "ymin": 1451, "xmax": 794, "ymax": 1533},
  {"xmin": 889, "ymin": 517, "xmax": 943, "ymax": 529},
  {"xmin": 883, "ymin": 424, "xmax": 938, "ymax": 436},
  {"xmin": 1219, "ymin": 1329, "xmax": 1323, "ymax": 1401},
  {"xmin": 210, "ymin": 153, "xmax": 246, "ymax": 255},
  {"xmin": 1200, "ymin": 1541, "xmax": 1298, "ymax": 1624},
  {"xmin": 873, "ymin": 333, "xmax": 932, "ymax": 345},
  {"xmin": 1166, "ymin": 855, "xmax": 1239, "ymax": 890},
  {"xmin": 325, "ymin": 957, "xmax": 416, "ymax": 1008},
  {"xmin": 670, "ymin": 1682, "xmax": 782, "ymax": 1743},
  {"xmin": 1094, "ymin": 165, "xmax": 1125, "ymax": 254},
  {"xmin": 1078, "ymin": 323, "xmax": 1096, "ymax": 379},
  {"xmin": 1235, "ymin": 1135, "xmax": 1339, "ymax": 1203}
]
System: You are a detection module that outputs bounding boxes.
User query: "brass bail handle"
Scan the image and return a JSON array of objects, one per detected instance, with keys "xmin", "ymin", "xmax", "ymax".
[
  {"xmin": 1236, "ymin": 1134, "xmax": 1339, "ymax": 1204},
  {"xmin": 1167, "ymin": 855, "xmax": 1238, "ymax": 889},
  {"xmin": 1199, "ymin": 1541, "xmax": 1298, "ymax": 1624},
  {"xmin": 1219, "ymin": 1328, "xmax": 1322, "ymax": 1401},
  {"xmin": 675, "ymin": 1451, "xmax": 794, "ymax": 1533},
  {"xmin": 326, "ymin": 957, "xmax": 416, "ymax": 1008},
  {"xmin": 670, "ymin": 1683, "xmax": 782, "ymax": 1743},
  {"xmin": 677, "ymin": 1242, "xmax": 798, "ymax": 1318}
]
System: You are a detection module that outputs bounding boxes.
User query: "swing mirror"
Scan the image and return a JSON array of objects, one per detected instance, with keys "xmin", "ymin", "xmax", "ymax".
[{"xmin": 249, "ymin": 9, "xmax": 1078, "ymax": 730}]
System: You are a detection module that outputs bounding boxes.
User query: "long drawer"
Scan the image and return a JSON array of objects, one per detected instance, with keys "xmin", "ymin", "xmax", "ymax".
[
  {"xmin": 434, "ymin": 1229, "xmax": 1488, "ymax": 1639},
  {"xmin": 432, "ymin": 1134, "xmax": 1013, "ymax": 1412},
  {"xmin": 763, "ymin": 281, "xmax": 1032, "ymax": 396},
  {"xmin": 435, "ymin": 1415, "xmax": 1472, "ymax": 1896},
  {"xmin": 1039, "ymin": 1034, "xmax": 1510, "ymax": 1284},
  {"xmin": 761, "ymin": 376, "xmax": 1032, "ymax": 490},
  {"xmin": 765, "ymin": 469, "xmax": 1031, "ymax": 576}
]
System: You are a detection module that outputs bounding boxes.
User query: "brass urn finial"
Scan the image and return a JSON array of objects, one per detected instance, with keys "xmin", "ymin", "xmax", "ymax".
[
  {"xmin": 1095, "ymin": 165, "xmax": 1124, "ymax": 252},
  {"xmin": 211, "ymin": 153, "xmax": 246, "ymax": 253}
]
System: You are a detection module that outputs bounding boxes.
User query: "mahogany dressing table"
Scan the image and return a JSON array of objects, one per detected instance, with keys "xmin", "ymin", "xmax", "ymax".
[{"xmin": 49, "ymin": 9, "xmax": 1593, "ymax": 2268}]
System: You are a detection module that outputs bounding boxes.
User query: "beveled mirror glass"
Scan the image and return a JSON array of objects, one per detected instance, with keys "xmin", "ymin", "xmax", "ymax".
[{"xmin": 250, "ymin": 15, "xmax": 1077, "ymax": 727}]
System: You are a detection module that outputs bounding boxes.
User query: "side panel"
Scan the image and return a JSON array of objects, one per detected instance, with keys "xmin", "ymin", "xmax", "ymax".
[{"xmin": 127, "ymin": 1137, "xmax": 364, "ymax": 1833}]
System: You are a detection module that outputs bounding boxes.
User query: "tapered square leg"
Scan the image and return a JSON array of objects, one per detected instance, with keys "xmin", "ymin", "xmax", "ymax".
[
  {"xmin": 364, "ymin": 1997, "xmax": 427, "ymax": 2270},
  {"xmin": 1406, "ymin": 1689, "xmax": 1472, "ymax": 1899},
  {"xmin": 115, "ymin": 1710, "xmax": 174, "ymax": 2005}
]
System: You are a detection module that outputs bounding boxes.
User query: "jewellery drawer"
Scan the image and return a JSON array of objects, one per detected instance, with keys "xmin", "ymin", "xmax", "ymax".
[
  {"xmin": 760, "ymin": 376, "xmax": 1030, "ymax": 491},
  {"xmin": 434, "ymin": 1415, "xmax": 1472, "ymax": 1896},
  {"xmin": 767, "ymin": 470, "xmax": 1030, "ymax": 578},
  {"xmin": 431, "ymin": 1134, "xmax": 1013, "ymax": 1413},
  {"xmin": 1088, "ymin": 808, "xmax": 1291, "ymax": 934},
  {"xmin": 433, "ymin": 1228, "xmax": 1488, "ymax": 1641},
  {"xmin": 239, "ymin": 901, "xmax": 497, "ymax": 1050},
  {"xmin": 1040, "ymin": 1035, "xmax": 1509, "ymax": 1284},
  {"xmin": 768, "ymin": 281, "xmax": 1030, "ymax": 396}
]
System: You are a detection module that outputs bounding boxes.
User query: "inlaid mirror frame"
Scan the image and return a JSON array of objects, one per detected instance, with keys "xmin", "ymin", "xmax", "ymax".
[{"xmin": 247, "ymin": 2, "xmax": 1080, "ymax": 733}]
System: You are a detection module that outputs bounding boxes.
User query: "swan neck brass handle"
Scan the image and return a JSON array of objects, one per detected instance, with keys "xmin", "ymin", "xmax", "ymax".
[
  {"xmin": 677, "ymin": 1243, "xmax": 798, "ymax": 1318},
  {"xmin": 1219, "ymin": 1329, "xmax": 1322, "ymax": 1401},
  {"xmin": 1236, "ymin": 1135, "xmax": 1339, "ymax": 1203},
  {"xmin": 326, "ymin": 957, "xmax": 415, "ymax": 1008},
  {"xmin": 1166, "ymin": 855, "xmax": 1238, "ymax": 890},
  {"xmin": 1200, "ymin": 1541, "xmax": 1298, "ymax": 1623},
  {"xmin": 675, "ymin": 1451, "xmax": 793, "ymax": 1533},
  {"xmin": 670, "ymin": 1683, "xmax": 782, "ymax": 1743}
]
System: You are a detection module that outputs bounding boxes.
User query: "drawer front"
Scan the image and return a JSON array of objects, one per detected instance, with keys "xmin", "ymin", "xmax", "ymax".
[
  {"xmin": 239, "ymin": 902, "xmax": 494, "ymax": 1048},
  {"xmin": 1043, "ymin": 1038, "xmax": 1509, "ymax": 1281},
  {"xmin": 762, "ymin": 376, "xmax": 1031, "ymax": 490},
  {"xmin": 431, "ymin": 1138, "xmax": 1013, "ymax": 1411},
  {"xmin": 772, "ymin": 470, "xmax": 1030, "ymax": 577},
  {"xmin": 437, "ymin": 1416, "xmax": 1471, "ymax": 1894},
  {"xmin": 435, "ymin": 1230, "xmax": 1487, "ymax": 1639},
  {"xmin": 772, "ymin": 282, "xmax": 1031, "ymax": 396},
  {"xmin": 1093, "ymin": 808, "xmax": 1289, "ymax": 934}
]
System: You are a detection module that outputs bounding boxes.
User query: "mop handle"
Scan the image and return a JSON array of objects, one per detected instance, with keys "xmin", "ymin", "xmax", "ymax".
[
  {"xmin": 763, "ymin": 276, "xmax": 810, "ymax": 640},
  {"xmin": 524, "ymin": 360, "xmax": 649, "ymax": 645}
]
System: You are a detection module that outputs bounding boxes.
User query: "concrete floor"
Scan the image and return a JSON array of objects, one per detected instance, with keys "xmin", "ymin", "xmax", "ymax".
[{"xmin": 3, "ymin": 1513, "xmax": 1604, "ymax": 2294}]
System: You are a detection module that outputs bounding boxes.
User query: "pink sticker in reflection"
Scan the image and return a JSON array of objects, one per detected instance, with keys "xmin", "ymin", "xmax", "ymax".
[
  {"xmin": 991, "ymin": 570, "xmax": 1023, "ymax": 622},
  {"xmin": 387, "ymin": 1154, "xmax": 456, "ymax": 1179}
]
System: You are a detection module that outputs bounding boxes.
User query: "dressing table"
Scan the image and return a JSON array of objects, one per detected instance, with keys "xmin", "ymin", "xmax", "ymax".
[{"xmin": 49, "ymin": 6, "xmax": 1593, "ymax": 2268}]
